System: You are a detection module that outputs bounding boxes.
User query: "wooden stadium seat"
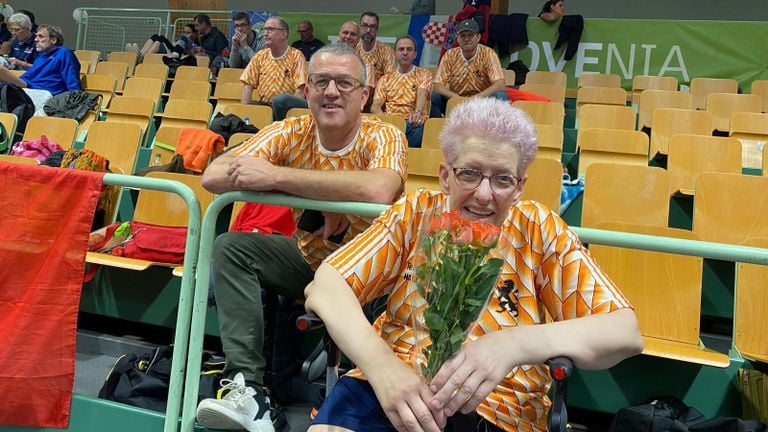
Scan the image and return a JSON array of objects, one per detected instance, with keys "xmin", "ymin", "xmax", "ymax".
[
  {"xmin": 121, "ymin": 77, "xmax": 164, "ymax": 112},
  {"xmin": 637, "ymin": 89, "xmax": 692, "ymax": 131},
  {"xmin": 582, "ymin": 163, "xmax": 670, "ymax": 228},
  {"xmin": 228, "ymin": 132, "xmax": 256, "ymax": 147},
  {"xmin": 0, "ymin": 112, "xmax": 18, "ymax": 152},
  {"xmin": 525, "ymin": 70, "xmax": 567, "ymax": 87},
  {"xmin": 577, "ymin": 73, "xmax": 620, "ymax": 88},
  {"xmin": 690, "ymin": 77, "xmax": 738, "ymax": 110},
  {"xmin": 503, "ymin": 69, "xmax": 516, "ymax": 86},
  {"xmin": 373, "ymin": 113, "xmax": 406, "ymax": 133},
  {"xmin": 589, "ymin": 222, "xmax": 730, "ymax": 368},
  {"xmin": 576, "ymin": 104, "xmax": 636, "ymax": 147},
  {"xmin": 141, "ymin": 53, "xmax": 168, "ymax": 65},
  {"xmin": 535, "ymin": 124, "xmax": 563, "ymax": 162},
  {"xmin": 85, "ymin": 172, "xmax": 214, "ymax": 272},
  {"xmin": 168, "ymin": 79, "xmax": 211, "ymax": 102},
  {"xmin": 521, "ymin": 157, "xmax": 561, "ymax": 211},
  {"xmin": 705, "ymin": 93, "xmax": 762, "ymax": 133},
  {"xmin": 730, "ymin": 112, "xmax": 768, "ymax": 169},
  {"xmin": 750, "ymin": 80, "xmax": 768, "ymax": 113},
  {"xmin": 195, "ymin": 55, "xmax": 211, "ymax": 69},
  {"xmin": 216, "ymin": 68, "xmax": 245, "ymax": 85},
  {"xmin": 577, "ymin": 128, "xmax": 649, "ymax": 179},
  {"xmin": 174, "ymin": 66, "xmax": 211, "ymax": 82},
  {"xmin": 134, "ymin": 63, "xmax": 170, "ymax": 82},
  {"xmin": 94, "ymin": 61, "xmax": 129, "ymax": 91},
  {"xmin": 0, "ymin": 154, "xmax": 38, "ymax": 165},
  {"xmin": 108, "ymin": 51, "xmax": 138, "ymax": 76},
  {"xmin": 421, "ymin": 118, "xmax": 444, "ymax": 150},
  {"xmin": 106, "ymin": 96, "xmax": 156, "ymax": 143},
  {"xmin": 631, "ymin": 75, "xmax": 678, "ymax": 105},
  {"xmin": 405, "ymin": 147, "xmax": 442, "ymax": 194},
  {"xmin": 212, "ymin": 82, "xmax": 246, "ymax": 114},
  {"xmin": 74, "ymin": 50, "xmax": 101, "ymax": 73},
  {"xmin": 666, "ymin": 134, "xmax": 741, "ymax": 196},
  {"xmin": 519, "ymin": 83, "xmax": 565, "ymax": 104},
  {"xmin": 575, "ymin": 86, "xmax": 627, "ymax": 120},
  {"xmin": 649, "ymin": 108, "xmax": 713, "ymax": 158},
  {"xmin": 512, "ymin": 100, "xmax": 564, "ymax": 128},
  {"xmin": 693, "ymin": 173, "xmax": 768, "ymax": 245},
  {"xmin": 22, "ymin": 117, "xmax": 79, "ymax": 150},
  {"xmin": 286, "ymin": 107, "xmax": 310, "ymax": 119},
  {"xmin": 223, "ymin": 104, "xmax": 274, "ymax": 130},
  {"xmin": 160, "ymin": 100, "xmax": 212, "ymax": 130},
  {"xmin": 81, "ymin": 74, "xmax": 117, "ymax": 108},
  {"xmin": 734, "ymin": 237, "xmax": 768, "ymax": 363},
  {"xmin": 84, "ymin": 121, "xmax": 142, "ymax": 175},
  {"xmin": 152, "ymin": 126, "xmax": 184, "ymax": 165},
  {"xmin": 445, "ymin": 96, "xmax": 468, "ymax": 116}
]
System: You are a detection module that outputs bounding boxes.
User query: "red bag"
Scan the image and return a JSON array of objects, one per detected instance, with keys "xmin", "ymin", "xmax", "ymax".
[{"xmin": 111, "ymin": 221, "xmax": 187, "ymax": 264}]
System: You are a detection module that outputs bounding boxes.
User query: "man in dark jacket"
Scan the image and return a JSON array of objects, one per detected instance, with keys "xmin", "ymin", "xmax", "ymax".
[{"xmin": 194, "ymin": 14, "xmax": 228, "ymax": 60}]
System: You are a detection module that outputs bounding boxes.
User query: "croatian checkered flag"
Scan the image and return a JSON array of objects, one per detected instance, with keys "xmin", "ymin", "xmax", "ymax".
[
  {"xmin": 421, "ymin": 21, "xmax": 448, "ymax": 46},
  {"xmin": 442, "ymin": 21, "xmax": 457, "ymax": 51}
]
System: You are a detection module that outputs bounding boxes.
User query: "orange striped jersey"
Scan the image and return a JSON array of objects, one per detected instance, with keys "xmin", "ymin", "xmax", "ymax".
[
  {"xmin": 434, "ymin": 44, "xmax": 505, "ymax": 96},
  {"xmin": 373, "ymin": 66, "xmax": 433, "ymax": 118},
  {"xmin": 239, "ymin": 47, "xmax": 308, "ymax": 103},
  {"xmin": 232, "ymin": 115, "xmax": 408, "ymax": 269},
  {"xmin": 325, "ymin": 189, "xmax": 632, "ymax": 432},
  {"xmin": 356, "ymin": 40, "xmax": 396, "ymax": 86}
]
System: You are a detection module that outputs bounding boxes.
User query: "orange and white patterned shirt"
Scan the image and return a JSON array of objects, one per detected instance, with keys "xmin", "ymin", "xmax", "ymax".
[
  {"xmin": 356, "ymin": 40, "xmax": 396, "ymax": 86},
  {"xmin": 233, "ymin": 115, "xmax": 408, "ymax": 269},
  {"xmin": 239, "ymin": 46, "xmax": 308, "ymax": 104},
  {"xmin": 373, "ymin": 66, "xmax": 433, "ymax": 118},
  {"xmin": 434, "ymin": 44, "xmax": 505, "ymax": 96},
  {"xmin": 325, "ymin": 190, "xmax": 632, "ymax": 432}
]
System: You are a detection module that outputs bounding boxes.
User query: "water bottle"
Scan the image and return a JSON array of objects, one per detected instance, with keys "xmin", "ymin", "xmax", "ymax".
[
  {"xmin": 244, "ymin": 115, "xmax": 250, "ymax": 126},
  {"xmin": 152, "ymin": 153, "xmax": 162, "ymax": 166}
]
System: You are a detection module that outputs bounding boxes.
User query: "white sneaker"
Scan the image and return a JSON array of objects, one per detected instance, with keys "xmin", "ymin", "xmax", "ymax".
[{"xmin": 196, "ymin": 372, "xmax": 275, "ymax": 432}]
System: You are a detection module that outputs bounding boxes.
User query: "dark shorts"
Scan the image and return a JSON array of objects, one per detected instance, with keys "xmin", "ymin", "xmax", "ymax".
[{"xmin": 311, "ymin": 376, "xmax": 504, "ymax": 432}]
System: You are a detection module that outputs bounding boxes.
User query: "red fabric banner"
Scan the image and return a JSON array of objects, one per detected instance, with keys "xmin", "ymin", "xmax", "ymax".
[{"xmin": 0, "ymin": 163, "xmax": 104, "ymax": 428}]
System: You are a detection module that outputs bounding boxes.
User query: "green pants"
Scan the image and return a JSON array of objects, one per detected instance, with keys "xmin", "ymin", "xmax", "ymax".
[{"xmin": 212, "ymin": 232, "xmax": 314, "ymax": 384}]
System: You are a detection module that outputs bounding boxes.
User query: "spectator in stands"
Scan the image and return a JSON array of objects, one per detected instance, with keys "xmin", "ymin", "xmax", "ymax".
[
  {"xmin": 337, "ymin": 21, "xmax": 360, "ymax": 47},
  {"xmin": 6, "ymin": 13, "xmax": 36, "ymax": 70},
  {"xmin": 139, "ymin": 24, "xmax": 198, "ymax": 58},
  {"xmin": 227, "ymin": 11, "xmax": 265, "ymax": 68},
  {"xmin": 305, "ymin": 97, "xmax": 643, "ymax": 432},
  {"xmin": 430, "ymin": 19, "xmax": 508, "ymax": 118},
  {"xmin": 240, "ymin": 17, "xmax": 307, "ymax": 121},
  {"xmin": 196, "ymin": 43, "xmax": 407, "ymax": 432},
  {"xmin": 291, "ymin": 20, "xmax": 324, "ymax": 61},
  {"xmin": 539, "ymin": 0, "xmax": 565, "ymax": 23},
  {"xmin": 0, "ymin": 24, "xmax": 80, "ymax": 95},
  {"xmin": 392, "ymin": 0, "xmax": 437, "ymax": 15},
  {"xmin": 193, "ymin": 13, "xmax": 228, "ymax": 60},
  {"xmin": 0, "ymin": 14, "xmax": 12, "ymax": 56},
  {"xmin": 371, "ymin": 35, "xmax": 431, "ymax": 148},
  {"xmin": 357, "ymin": 11, "xmax": 396, "ymax": 111}
]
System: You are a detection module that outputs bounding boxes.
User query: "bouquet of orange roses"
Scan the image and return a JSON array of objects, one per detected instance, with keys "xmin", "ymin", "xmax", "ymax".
[{"xmin": 413, "ymin": 209, "xmax": 503, "ymax": 380}]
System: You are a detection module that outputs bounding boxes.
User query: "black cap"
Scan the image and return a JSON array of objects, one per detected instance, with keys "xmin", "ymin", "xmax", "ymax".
[{"xmin": 456, "ymin": 19, "xmax": 479, "ymax": 34}]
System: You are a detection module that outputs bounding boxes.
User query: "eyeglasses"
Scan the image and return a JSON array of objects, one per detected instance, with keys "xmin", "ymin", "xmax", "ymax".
[
  {"xmin": 263, "ymin": 27, "xmax": 286, "ymax": 33},
  {"xmin": 360, "ymin": 24, "xmax": 378, "ymax": 31},
  {"xmin": 8, "ymin": 27, "xmax": 23, "ymax": 33},
  {"xmin": 308, "ymin": 74, "xmax": 363, "ymax": 93},
  {"xmin": 452, "ymin": 167, "xmax": 520, "ymax": 193},
  {"xmin": 298, "ymin": 29, "xmax": 310, "ymax": 33}
]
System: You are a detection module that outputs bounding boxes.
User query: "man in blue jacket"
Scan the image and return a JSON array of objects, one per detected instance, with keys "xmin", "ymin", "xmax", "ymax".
[{"xmin": 0, "ymin": 24, "xmax": 80, "ymax": 95}]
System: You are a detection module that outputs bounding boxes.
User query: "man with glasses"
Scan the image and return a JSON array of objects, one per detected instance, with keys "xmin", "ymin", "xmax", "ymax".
[
  {"xmin": 196, "ymin": 43, "xmax": 407, "ymax": 432},
  {"xmin": 6, "ymin": 13, "xmax": 36, "ymax": 70},
  {"xmin": 291, "ymin": 20, "xmax": 324, "ymax": 61},
  {"xmin": 356, "ymin": 11, "xmax": 395, "ymax": 111},
  {"xmin": 371, "ymin": 36, "xmax": 432, "ymax": 148},
  {"xmin": 227, "ymin": 11, "xmax": 265, "ymax": 68},
  {"xmin": 193, "ymin": 13, "xmax": 228, "ymax": 60},
  {"xmin": 239, "ymin": 16, "xmax": 307, "ymax": 122},
  {"xmin": 304, "ymin": 97, "xmax": 642, "ymax": 432},
  {"xmin": 430, "ymin": 19, "xmax": 508, "ymax": 118}
]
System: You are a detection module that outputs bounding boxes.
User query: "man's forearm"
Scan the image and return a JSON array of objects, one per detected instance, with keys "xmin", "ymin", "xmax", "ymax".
[
  {"xmin": 201, "ymin": 152, "xmax": 239, "ymax": 193},
  {"xmin": 272, "ymin": 165, "xmax": 401, "ymax": 204},
  {"xmin": 434, "ymin": 83, "xmax": 457, "ymax": 98},
  {"xmin": 241, "ymin": 84, "xmax": 254, "ymax": 104},
  {"xmin": 475, "ymin": 80, "xmax": 506, "ymax": 98}
]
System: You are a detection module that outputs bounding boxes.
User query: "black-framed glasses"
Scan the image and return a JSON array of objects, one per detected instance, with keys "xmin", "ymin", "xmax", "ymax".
[
  {"xmin": 308, "ymin": 74, "xmax": 363, "ymax": 93},
  {"xmin": 452, "ymin": 167, "xmax": 521, "ymax": 193},
  {"xmin": 263, "ymin": 27, "xmax": 286, "ymax": 33},
  {"xmin": 360, "ymin": 24, "xmax": 378, "ymax": 31}
]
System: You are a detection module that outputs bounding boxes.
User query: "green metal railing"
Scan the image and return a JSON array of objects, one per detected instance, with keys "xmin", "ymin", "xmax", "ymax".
[{"xmin": 180, "ymin": 191, "xmax": 768, "ymax": 431}]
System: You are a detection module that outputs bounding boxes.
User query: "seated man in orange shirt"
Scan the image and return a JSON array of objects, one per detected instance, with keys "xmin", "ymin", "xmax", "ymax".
[
  {"xmin": 305, "ymin": 97, "xmax": 643, "ymax": 432},
  {"xmin": 430, "ymin": 19, "xmax": 508, "ymax": 118}
]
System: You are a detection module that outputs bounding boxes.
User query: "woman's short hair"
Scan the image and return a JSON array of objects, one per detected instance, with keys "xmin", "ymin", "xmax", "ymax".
[
  {"xmin": 8, "ymin": 13, "xmax": 32, "ymax": 30},
  {"xmin": 439, "ymin": 98, "xmax": 538, "ymax": 176}
]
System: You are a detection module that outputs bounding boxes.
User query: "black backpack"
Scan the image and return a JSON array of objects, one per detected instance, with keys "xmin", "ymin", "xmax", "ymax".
[{"xmin": 0, "ymin": 83, "xmax": 35, "ymax": 134}]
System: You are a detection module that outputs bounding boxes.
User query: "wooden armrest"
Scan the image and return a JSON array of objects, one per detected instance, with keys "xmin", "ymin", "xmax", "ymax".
[
  {"xmin": 86, "ymin": 251, "xmax": 175, "ymax": 271},
  {"xmin": 642, "ymin": 336, "xmax": 730, "ymax": 368},
  {"xmin": 172, "ymin": 266, "xmax": 183, "ymax": 277},
  {"xmin": 675, "ymin": 188, "xmax": 695, "ymax": 197}
]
